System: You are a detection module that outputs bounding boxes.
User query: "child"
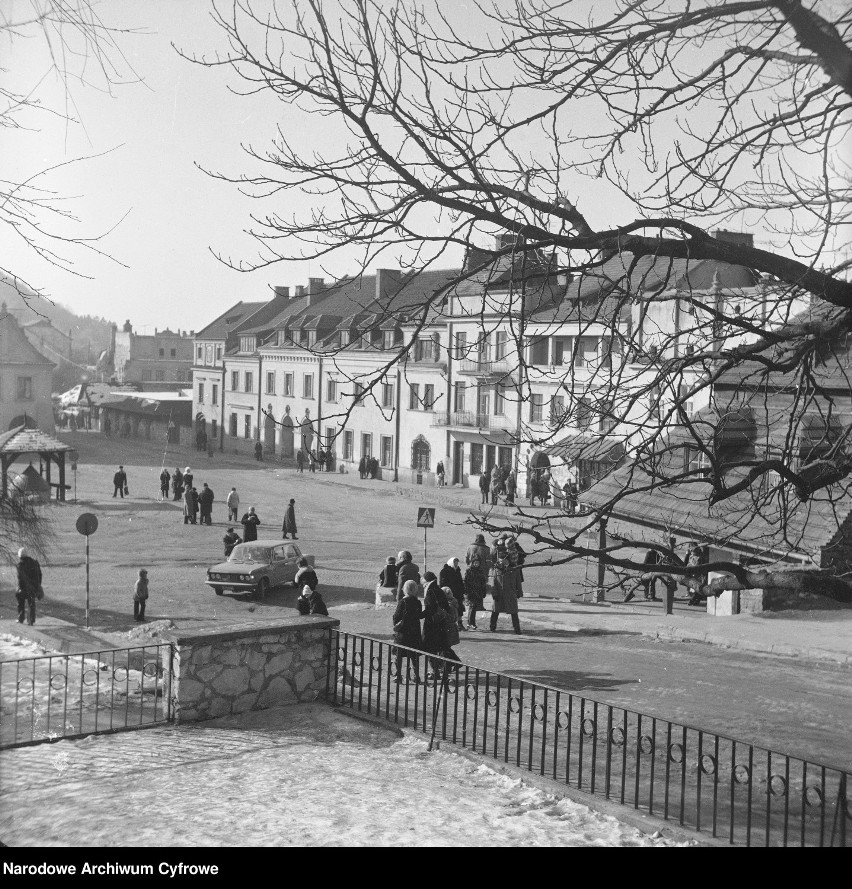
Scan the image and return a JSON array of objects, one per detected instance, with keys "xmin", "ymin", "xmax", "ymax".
[
  {"xmin": 134, "ymin": 569, "xmax": 149, "ymax": 622},
  {"xmin": 296, "ymin": 584, "xmax": 328, "ymax": 616},
  {"xmin": 378, "ymin": 555, "xmax": 398, "ymax": 590}
]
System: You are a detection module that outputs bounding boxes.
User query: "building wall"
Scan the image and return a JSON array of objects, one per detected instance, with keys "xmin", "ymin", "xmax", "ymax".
[
  {"xmin": 0, "ymin": 312, "xmax": 55, "ymax": 432},
  {"xmin": 192, "ymin": 338, "xmax": 228, "ymax": 448},
  {"xmin": 114, "ymin": 330, "xmax": 193, "ymax": 385}
]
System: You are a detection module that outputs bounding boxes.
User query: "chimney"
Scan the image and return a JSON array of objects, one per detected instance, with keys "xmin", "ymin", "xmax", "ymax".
[
  {"xmin": 712, "ymin": 230, "xmax": 754, "ymax": 249},
  {"xmin": 308, "ymin": 277, "xmax": 325, "ymax": 295},
  {"xmin": 375, "ymin": 268, "xmax": 402, "ymax": 300},
  {"xmin": 122, "ymin": 319, "xmax": 132, "ymax": 333},
  {"xmin": 190, "ymin": 330, "xmax": 195, "ymax": 337},
  {"xmin": 496, "ymin": 232, "xmax": 519, "ymax": 252},
  {"xmin": 295, "ymin": 285, "xmax": 306, "ymax": 297},
  {"xmin": 274, "ymin": 286, "xmax": 290, "ymax": 299}
]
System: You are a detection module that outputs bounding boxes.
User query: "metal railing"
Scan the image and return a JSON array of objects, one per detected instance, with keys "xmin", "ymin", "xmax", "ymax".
[
  {"xmin": 457, "ymin": 358, "xmax": 512, "ymax": 377},
  {"xmin": 0, "ymin": 644, "xmax": 173, "ymax": 749},
  {"xmin": 327, "ymin": 630, "xmax": 849, "ymax": 847},
  {"xmin": 431, "ymin": 411, "xmax": 514, "ymax": 431}
]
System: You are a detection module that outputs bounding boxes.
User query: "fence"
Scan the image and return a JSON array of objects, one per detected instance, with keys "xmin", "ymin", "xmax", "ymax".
[
  {"xmin": 328, "ymin": 630, "xmax": 849, "ymax": 847},
  {"xmin": 0, "ymin": 644, "xmax": 172, "ymax": 749}
]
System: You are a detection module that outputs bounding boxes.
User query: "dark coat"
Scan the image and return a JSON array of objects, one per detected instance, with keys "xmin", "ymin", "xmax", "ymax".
[
  {"xmin": 172, "ymin": 470, "xmax": 183, "ymax": 493},
  {"xmin": 183, "ymin": 488, "xmax": 197, "ymax": 516},
  {"xmin": 465, "ymin": 543, "xmax": 491, "ymax": 573},
  {"xmin": 283, "ymin": 504, "xmax": 297, "ymax": 534},
  {"xmin": 464, "ymin": 565, "xmax": 487, "ymax": 609},
  {"xmin": 17, "ymin": 556, "xmax": 42, "ymax": 595},
  {"xmin": 396, "ymin": 561, "xmax": 421, "ymax": 598},
  {"xmin": 199, "ymin": 487, "xmax": 214, "ymax": 510},
  {"xmin": 223, "ymin": 531, "xmax": 242, "ymax": 557},
  {"xmin": 159, "ymin": 469, "xmax": 170, "ymax": 488},
  {"xmin": 241, "ymin": 513, "xmax": 261, "ymax": 542},
  {"xmin": 492, "ymin": 563, "xmax": 520, "ymax": 614},
  {"xmin": 308, "ymin": 590, "xmax": 328, "ymax": 616},
  {"xmin": 295, "ymin": 566, "xmax": 318, "ymax": 591},
  {"xmin": 422, "ymin": 583, "xmax": 450, "ymax": 653},
  {"xmin": 393, "ymin": 595, "xmax": 424, "ymax": 647},
  {"xmin": 439, "ymin": 563, "xmax": 465, "ymax": 608},
  {"xmin": 113, "ymin": 470, "xmax": 127, "ymax": 487},
  {"xmin": 479, "ymin": 472, "xmax": 490, "ymax": 492},
  {"xmin": 379, "ymin": 564, "xmax": 399, "ymax": 589}
]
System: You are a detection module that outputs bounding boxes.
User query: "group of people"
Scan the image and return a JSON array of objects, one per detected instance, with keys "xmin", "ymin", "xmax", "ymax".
[
  {"xmin": 624, "ymin": 539, "xmax": 709, "ymax": 607},
  {"xmin": 378, "ymin": 531, "xmax": 528, "ymax": 683},
  {"xmin": 478, "ymin": 465, "xmax": 518, "ymax": 506},
  {"xmin": 296, "ymin": 448, "xmax": 335, "ymax": 473},
  {"xmin": 357, "ymin": 455, "xmax": 379, "ymax": 479}
]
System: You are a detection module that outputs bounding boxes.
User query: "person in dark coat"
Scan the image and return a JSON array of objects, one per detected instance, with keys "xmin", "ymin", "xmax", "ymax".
[
  {"xmin": 16, "ymin": 547, "xmax": 42, "ymax": 626},
  {"xmin": 478, "ymin": 469, "xmax": 490, "ymax": 504},
  {"xmin": 378, "ymin": 556, "xmax": 399, "ymax": 590},
  {"xmin": 254, "ymin": 441, "xmax": 263, "ymax": 461},
  {"xmin": 240, "ymin": 506, "xmax": 261, "ymax": 542},
  {"xmin": 159, "ymin": 468, "xmax": 170, "ymax": 500},
  {"xmin": 183, "ymin": 486, "xmax": 198, "ymax": 524},
  {"xmin": 422, "ymin": 574, "xmax": 451, "ymax": 676},
  {"xmin": 112, "ymin": 465, "xmax": 127, "ymax": 498},
  {"xmin": 282, "ymin": 499, "xmax": 298, "ymax": 539},
  {"xmin": 439, "ymin": 556, "xmax": 466, "ymax": 631},
  {"xmin": 308, "ymin": 450, "xmax": 317, "ymax": 472},
  {"xmin": 463, "ymin": 557, "xmax": 487, "ymax": 630},
  {"xmin": 436, "ymin": 461, "xmax": 445, "ymax": 487},
  {"xmin": 395, "ymin": 550, "xmax": 421, "ymax": 600},
  {"xmin": 172, "ymin": 467, "xmax": 183, "ymax": 501},
  {"xmin": 490, "ymin": 556, "xmax": 522, "ymax": 634},
  {"xmin": 296, "ymin": 449, "xmax": 305, "ymax": 473},
  {"xmin": 465, "ymin": 533, "xmax": 491, "ymax": 575},
  {"xmin": 505, "ymin": 470, "xmax": 517, "ymax": 505},
  {"xmin": 294, "ymin": 557, "xmax": 318, "ymax": 591},
  {"xmin": 183, "ymin": 467, "xmax": 194, "ymax": 491},
  {"xmin": 198, "ymin": 483, "xmax": 215, "ymax": 526},
  {"xmin": 296, "ymin": 584, "xmax": 329, "ymax": 616},
  {"xmin": 358, "ymin": 455, "xmax": 367, "ymax": 479},
  {"xmin": 223, "ymin": 527, "xmax": 242, "ymax": 558},
  {"xmin": 392, "ymin": 580, "xmax": 426, "ymax": 683}
]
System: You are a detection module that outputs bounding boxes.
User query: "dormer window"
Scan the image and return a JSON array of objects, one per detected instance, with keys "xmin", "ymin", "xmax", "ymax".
[
  {"xmin": 714, "ymin": 408, "xmax": 756, "ymax": 467},
  {"xmin": 240, "ymin": 335, "xmax": 256, "ymax": 353},
  {"xmin": 339, "ymin": 330, "xmax": 350, "ymax": 348},
  {"xmin": 383, "ymin": 330, "xmax": 396, "ymax": 350}
]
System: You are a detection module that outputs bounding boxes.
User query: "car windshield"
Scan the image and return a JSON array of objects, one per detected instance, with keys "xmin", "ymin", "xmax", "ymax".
[{"xmin": 228, "ymin": 545, "xmax": 270, "ymax": 564}]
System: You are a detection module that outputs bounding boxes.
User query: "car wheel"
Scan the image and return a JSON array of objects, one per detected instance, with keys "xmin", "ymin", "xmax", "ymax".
[
  {"xmin": 213, "ymin": 586, "xmax": 224, "ymax": 596},
  {"xmin": 257, "ymin": 577, "xmax": 270, "ymax": 600}
]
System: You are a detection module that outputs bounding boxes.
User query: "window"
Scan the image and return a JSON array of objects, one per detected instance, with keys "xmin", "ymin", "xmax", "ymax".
[
  {"xmin": 494, "ymin": 330, "xmax": 508, "ymax": 360},
  {"xmin": 528, "ymin": 336, "xmax": 549, "ymax": 366},
  {"xmin": 16, "ymin": 376, "xmax": 33, "ymax": 400},
  {"xmin": 381, "ymin": 382, "xmax": 394, "ymax": 409},
  {"xmin": 575, "ymin": 399, "xmax": 592, "ymax": 431},
  {"xmin": 284, "ymin": 373, "xmax": 293, "ymax": 396},
  {"xmin": 216, "ymin": 345, "xmax": 223, "ymax": 362},
  {"xmin": 211, "ymin": 419, "xmax": 218, "ymax": 439},
  {"xmin": 530, "ymin": 393, "xmax": 544, "ymax": 423},
  {"xmin": 415, "ymin": 338, "xmax": 437, "ymax": 361},
  {"xmin": 231, "ymin": 371, "xmax": 239, "ymax": 391},
  {"xmin": 212, "ymin": 384, "xmax": 218, "ymax": 406},
  {"xmin": 325, "ymin": 427, "xmax": 336, "ymax": 455},
  {"xmin": 159, "ymin": 348, "xmax": 165, "ymax": 358},
  {"xmin": 266, "ymin": 371, "xmax": 276, "ymax": 395},
  {"xmin": 361, "ymin": 433, "xmax": 373, "ymax": 458},
  {"xmin": 380, "ymin": 435, "xmax": 393, "ymax": 467},
  {"xmin": 454, "ymin": 331, "xmax": 467, "ymax": 360},
  {"xmin": 470, "ymin": 443, "xmax": 484, "ymax": 476},
  {"xmin": 326, "ymin": 379, "xmax": 337, "ymax": 403},
  {"xmin": 453, "ymin": 381, "xmax": 466, "ymax": 412},
  {"xmin": 198, "ymin": 383, "xmax": 205, "ymax": 404},
  {"xmin": 303, "ymin": 374, "xmax": 314, "ymax": 399},
  {"xmin": 155, "ymin": 370, "xmax": 165, "ymax": 382},
  {"xmin": 477, "ymin": 334, "xmax": 490, "ymax": 362},
  {"xmin": 412, "ymin": 437, "xmax": 430, "ymax": 471},
  {"xmin": 383, "ymin": 331, "xmax": 396, "ymax": 350},
  {"xmin": 684, "ymin": 445, "xmax": 710, "ymax": 474},
  {"xmin": 553, "ymin": 337, "xmax": 572, "ymax": 365},
  {"xmin": 495, "ymin": 383, "xmax": 506, "ymax": 416},
  {"xmin": 354, "ymin": 382, "xmax": 365, "ymax": 405},
  {"xmin": 423, "ymin": 384, "xmax": 435, "ymax": 410},
  {"xmin": 649, "ymin": 385, "xmax": 661, "ymax": 420},
  {"xmin": 244, "ymin": 415, "xmax": 252, "ymax": 439},
  {"xmin": 550, "ymin": 395, "xmax": 565, "ymax": 424},
  {"xmin": 574, "ymin": 336, "xmax": 597, "ymax": 367},
  {"xmin": 409, "ymin": 383, "xmax": 420, "ymax": 410},
  {"xmin": 141, "ymin": 370, "xmax": 152, "ymax": 382},
  {"xmin": 229, "ymin": 413, "xmax": 238, "ymax": 437},
  {"xmin": 244, "ymin": 372, "xmax": 253, "ymax": 393},
  {"xmin": 343, "ymin": 430, "xmax": 354, "ymax": 460},
  {"xmin": 598, "ymin": 399, "xmax": 617, "ymax": 433},
  {"xmin": 170, "ymin": 348, "xmax": 176, "ymax": 358},
  {"xmin": 196, "ymin": 345, "xmax": 203, "ymax": 361}
]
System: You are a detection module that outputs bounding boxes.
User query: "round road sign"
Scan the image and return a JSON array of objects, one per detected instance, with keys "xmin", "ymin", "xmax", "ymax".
[{"xmin": 76, "ymin": 513, "xmax": 98, "ymax": 536}]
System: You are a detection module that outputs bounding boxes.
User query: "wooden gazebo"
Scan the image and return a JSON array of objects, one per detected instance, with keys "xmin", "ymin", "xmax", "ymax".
[{"xmin": 0, "ymin": 425, "xmax": 72, "ymax": 502}]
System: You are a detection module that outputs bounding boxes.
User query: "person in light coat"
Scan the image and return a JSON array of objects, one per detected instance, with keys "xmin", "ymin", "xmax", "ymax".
[{"xmin": 226, "ymin": 487, "xmax": 240, "ymax": 523}]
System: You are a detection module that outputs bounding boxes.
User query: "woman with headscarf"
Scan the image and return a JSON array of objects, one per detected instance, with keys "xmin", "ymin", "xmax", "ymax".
[
  {"xmin": 439, "ymin": 557, "xmax": 466, "ymax": 632},
  {"xmin": 463, "ymin": 556, "xmax": 487, "ymax": 630},
  {"xmin": 392, "ymin": 579, "xmax": 425, "ymax": 683},
  {"xmin": 490, "ymin": 553, "xmax": 522, "ymax": 634},
  {"xmin": 422, "ymin": 573, "xmax": 451, "ymax": 677},
  {"xmin": 395, "ymin": 550, "xmax": 421, "ymax": 600}
]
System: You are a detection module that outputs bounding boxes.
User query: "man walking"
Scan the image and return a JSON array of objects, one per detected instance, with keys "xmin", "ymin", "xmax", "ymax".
[
  {"xmin": 198, "ymin": 482, "xmax": 215, "ymax": 526},
  {"xmin": 183, "ymin": 485, "xmax": 198, "ymax": 525},
  {"xmin": 226, "ymin": 487, "xmax": 240, "ymax": 522},
  {"xmin": 296, "ymin": 449, "xmax": 305, "ymax": 473},
  {"xmin": 16, "ymin": 547, "xmax": 42, "ymax": 626},
  {"xmin": 282, "ymin": 498, "xmax": 298, "ymax": 539},
  {"xmin": 113, "ymin": 465, "xmax": 127, "ymax": 498}
]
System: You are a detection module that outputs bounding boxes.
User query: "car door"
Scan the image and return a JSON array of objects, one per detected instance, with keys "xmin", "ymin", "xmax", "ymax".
[
  {"xmin": 270, "ymin": 545, "xmax": 288, "ymax": 586},
  {"xmin": 283, "ymin": 544, "xmax": 300, "ymax": 583}
]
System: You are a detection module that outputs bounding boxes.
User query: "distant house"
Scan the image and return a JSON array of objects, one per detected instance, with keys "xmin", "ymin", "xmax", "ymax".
[
  {"xmin": 112, "ymin": 320, "xmax": 194, "ymax": 389},
  {"xmin": 0, "ymin": 301, "xmax": 55, "ymax": 432},
  {"xmin": 98, "ymin": 390, "xmax": 193, "ymax": 444}
]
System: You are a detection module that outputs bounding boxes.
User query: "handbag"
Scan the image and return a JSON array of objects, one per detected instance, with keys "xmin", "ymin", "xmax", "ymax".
[
  {"xmin": 36, "ymin": 584, "xmax": 45, "ymax": 601},
  {"xmin": 124, "ymin": 485, "xmax": 129, "ymax": 495}
]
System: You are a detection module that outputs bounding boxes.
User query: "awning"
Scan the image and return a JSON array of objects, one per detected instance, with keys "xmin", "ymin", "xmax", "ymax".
[{"xmin": 545, "ymin": 434, "xmax": 626, "ymax": 465}]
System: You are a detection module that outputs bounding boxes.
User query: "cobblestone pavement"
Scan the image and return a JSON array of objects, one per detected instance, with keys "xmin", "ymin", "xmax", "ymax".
[{"xmin": 0, "ymin": 705, "xmax": 693, "ymax": 847}]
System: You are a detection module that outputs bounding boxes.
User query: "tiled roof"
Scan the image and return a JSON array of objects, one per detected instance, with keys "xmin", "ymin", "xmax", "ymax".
[
  {"xmin": 0, "ymin": 426, "xmax": 74, "ymax": 454},
  {"xmin": 195, "ymin": 301, "xmax": 268, "ymax": 341}
]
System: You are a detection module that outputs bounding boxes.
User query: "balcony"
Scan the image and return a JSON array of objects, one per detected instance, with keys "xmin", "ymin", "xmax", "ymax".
[
  {"xmin": 457, "ymin": 358, "xmax": 512, "ymax": 379},
  {"xmin": 431, "ymin": 411, "xmax": 516, "ymax": 433}
]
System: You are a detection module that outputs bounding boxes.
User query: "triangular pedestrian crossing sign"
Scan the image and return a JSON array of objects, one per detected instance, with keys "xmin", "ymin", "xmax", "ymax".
[{"xmin": 417, "ymin": 507, "xmax": 435, "ymax": 528}]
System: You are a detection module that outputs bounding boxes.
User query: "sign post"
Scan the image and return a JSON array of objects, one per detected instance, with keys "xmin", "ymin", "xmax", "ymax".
[
  {"xmin": 68, "ymin": 449, "xmax": 79, "ymax": 504},
  {"xmin": 416, "ymin": 507, "xmax": 435, "ymax": 573},
  {"xmin": 75, "ymin": 513, "xmax": 98, "ymax": 629}
]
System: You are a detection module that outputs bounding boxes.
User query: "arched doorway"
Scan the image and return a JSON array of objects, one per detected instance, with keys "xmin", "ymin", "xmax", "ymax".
[
  {"xmin": 412, "ymin": 436, "xmax": 431, "ymax": 472},
  {"xmin": 527, "ymin": 450, "xmax": 551, "ymax": 499},
  {"xmin": 281, "ymin": 406, "xmax": 295, "ymax": 457},
  {"xmin": 264, "ymin": 407, "xmax": 276, "ymax": 455},
  {"xmin": 8, "ymin": 414, "xmax": 37, "ymax": 431}
]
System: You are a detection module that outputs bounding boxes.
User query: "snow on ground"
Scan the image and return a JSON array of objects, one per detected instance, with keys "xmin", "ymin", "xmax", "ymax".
[{"xmin": 1, "ymin": 705, "xmax": 694, "ymax": 846}]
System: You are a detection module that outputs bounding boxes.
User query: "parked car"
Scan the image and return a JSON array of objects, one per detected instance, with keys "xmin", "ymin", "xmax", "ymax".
[{"xmin": 205, "ymin": 540, "xmax": 315, "ymax": 599}]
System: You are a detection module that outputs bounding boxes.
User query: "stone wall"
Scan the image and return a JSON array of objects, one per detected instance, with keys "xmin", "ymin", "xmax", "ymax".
[{"xmin": 161, "ymin": 616, "xmax": 338, "ymax": 723}]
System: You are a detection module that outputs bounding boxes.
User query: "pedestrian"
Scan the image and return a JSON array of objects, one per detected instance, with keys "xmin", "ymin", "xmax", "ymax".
[
  {"xmin": 241, "ymin": 506, "xmax": 261, "ymax": 542},
  {"xmin": 465, "ymin": 533, "xmax": 491, "ymax": 575},
  {"xmin": 183, "ymin": 467, "xmax": 194, "ymax": 491},
  {"xmin": 358, "ymin": 455, "xmax": 366, "ymax": 479},
  {"xmin": 159, "ymin": 467, "xmax": 170, "ymax": 500},
  {"xmin": 566, "ymin": 480, "xmax": 578, "ymax": 516},
  {"xmin": 439, "ymin": 556, "xmax": 466, "ymax": 632},
  {"xmin": 282, "ymin": 498, "xmax": 298, "ymax": 539},
  {"xmin": 103, "ymin": 415, "xmax": 112, "ymax": 437},
  {"xmin": 442, "ymin": 587, "xmax": 462, "ymax": 650},
  {"xmin": 226, "ymin": 487, "xmax": 240, "ymax": 523},
  {"xmin": 112, "ymin": 465, "xmax": 127, "ymax": 498},
  {"xmin": 318, "ymin": 450, "xmax": 326, "ymax": 472},
  {"xmin": 296, "ymin": 449, "xmax": 305, "ymax": 473},
  {"xmin": 395, "ymin": 549, "xmax": 421, "ymax": 600},
  {"xmin": 172, "ymin": 467, "xmax": 183, "ymax": 501},
  {"xmin": 490, "ymin": 554, "xmax": 522, "ymax": 634},
  {"xmin": 294, "ymin": 556, "xmax": 318, "ymax": 591},
  {"xmin": 198, "ymin": 482, "xmax": 215, "ymax": 526},
  {"xmin": 223, "ymin": 527, "xmax": 242, "ymax": 558},
  {"xmin": 392, "ymin": 580, "xmax": 425, "ymax": 684},
  {"xmin": 505, "ymin": 470, "xmax": 517, "ymax": 505},
  {"xmin": 296, "ymin": 586, "xmax": 311, "ymax": 615},
  {"xmin": 378, "ymin": 556, "xmax": 399, "ymax": 591},
  {"xmin": 16, "ymin": 547, "xmax": 42, "ymax": 626},
  {"xmin": 422, "ymin": 574, "xmax": 451, "ymax": 677},
  {"xmin": 133, "ymin": 569, "xmax": 149, "ymax": 622},
  {"xmin": 507, "ymin": 536, "xmax": 527, "ymax": 597},
  {"xmin": 463, "ymin": 557, "xmax": 486, "ymax": 630},
  {"xmin": 309, "ymin": 449, "xmax": 316, "ymax": 473},
  {"xmin": 436, "ymin": 460, "xmax": 445, "ymax": 487},
  {"xmin": 490, "ymin": 470, "xmax": 500, "ymax": 505},
  {"xmin": 307, "ymin": 586, "xmax": 329, "ymax": 616},
  {"xmin": 183, "ymin": 485, "xmax": 198, "ymax": 524},
  {"xmin": 478, "ymin": 468, "xmax": 490, "ymax": 505},
  {"xmin": 254, "ymin": 441, "xmax": 263, "ymax": 461}
]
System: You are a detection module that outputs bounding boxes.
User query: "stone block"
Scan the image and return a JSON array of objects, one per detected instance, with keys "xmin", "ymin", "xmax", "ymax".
[
  {"xmin": 212, "ymin": 666, "xmax": 251, "ymax": 697},
  {"xmin": 207, "ymin": 697, "xmax": 231, "ymax": 718},
  {"xmin": 219, "ymin": 648, "xmax": 243, "ymax": 667},
  {"xmin": 293, "ymin": 665, "xmax": 315, "ymax": 695},
  {"xmin": 265, "ymin": 651, "xmax": 294, "ymax": 676},
  {"xmin": 245, "ymin": 649, "xmax": 267, "ymax": 671},
  {"xmin": 375, "ymin": 588, "xmax": 396, "ymax": 606},
  {"xmin": 739, "ymin": 589, "xmax": 767, "ymax": 614},
  {"xmin": 707, "ymin": 589, "xmax": 738, "ymax": 616},
  {"xmin": 196, "ymin": 664, "xmax": 222, "ymax": 683},
  {"xmin": 176, "ymin": 678, "xmax": 206, "ymax": 704},
  {"xmin": 257, "ymin": 675, "xmax": 297, "ymax": 709},
  {"xmin": 232, "ymin": 691, "xmax": 260, "ymax": 714}
]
